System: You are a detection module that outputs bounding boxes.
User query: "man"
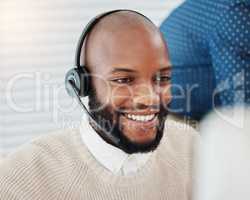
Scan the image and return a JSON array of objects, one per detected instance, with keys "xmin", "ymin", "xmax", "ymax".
[
  {"xmin": 0, "ymin": 10, "xmax": 198, "ymax": 199},
  {"xmin": 160, "ymin": 0, "xmax": 250, "ymax": 121}
]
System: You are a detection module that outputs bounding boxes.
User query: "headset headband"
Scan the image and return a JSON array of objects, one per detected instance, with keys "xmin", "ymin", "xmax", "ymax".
[{"xmin": 75, "ymin": 9, "xmax": 153, "ymax": 68}]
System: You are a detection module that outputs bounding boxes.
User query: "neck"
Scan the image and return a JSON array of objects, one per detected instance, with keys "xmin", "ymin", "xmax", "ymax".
[{"xmin": 88, "ymin": 118, "xmax": 121, "ymax": 149}]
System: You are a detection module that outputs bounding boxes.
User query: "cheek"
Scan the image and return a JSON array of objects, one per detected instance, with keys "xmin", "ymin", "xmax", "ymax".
[
  {"xmin": 92, "ymin": 77, "xmax": 110, "ymax": 105},
  {"xmin": 108, "ymin": 85, "xmax": 132, "ymax": 111},
  {"xmin": 160, "ymin": 84, "xmax": 172, "ymax": 107}
]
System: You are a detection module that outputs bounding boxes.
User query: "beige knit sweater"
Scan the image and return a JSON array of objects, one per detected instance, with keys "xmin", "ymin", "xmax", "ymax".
[{"xmin": 0, "ymin": 118, "xmax": 199, "ymax": 200}]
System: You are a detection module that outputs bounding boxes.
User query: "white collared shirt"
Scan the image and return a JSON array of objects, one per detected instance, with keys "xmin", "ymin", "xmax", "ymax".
[{"xmin": 79, "ymin": 114, "xmax": 152, "ymax": 176}]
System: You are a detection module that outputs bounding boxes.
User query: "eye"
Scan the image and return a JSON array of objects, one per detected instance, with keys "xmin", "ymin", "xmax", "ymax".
[
  {"xmin": 154, "ymin": 75, "xmax": 171, "ymax": 84},
  {"xmin": 110, "ymin": 77, "xmax": 134, "ymax": 84}
]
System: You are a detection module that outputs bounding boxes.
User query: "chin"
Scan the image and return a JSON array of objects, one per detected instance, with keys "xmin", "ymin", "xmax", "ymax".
[
  {"xmin": 115, "ymin": 126, "xmax": 165, "ymax": 154},
  {"xmin": 128, "ymin": 129, "xmax": 157, "ymax": 145}
]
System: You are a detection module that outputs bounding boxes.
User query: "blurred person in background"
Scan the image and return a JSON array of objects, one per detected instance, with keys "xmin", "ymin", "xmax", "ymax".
[
  {"xmin": 160, "ymin": 0, "xmax": 250, "ymax": 121},
  {"xmin": 194, "ymin": 106, "xmax": 250, "ymax": 200},
  {"xmin": 0, "ymin": 10, "xmax": 199, "ymax": 200}
]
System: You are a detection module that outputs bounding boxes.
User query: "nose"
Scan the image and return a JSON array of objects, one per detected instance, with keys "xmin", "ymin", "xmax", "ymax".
[{"xmin": 133, "ymin": 83, "xmax": 160, "ymax": 109}]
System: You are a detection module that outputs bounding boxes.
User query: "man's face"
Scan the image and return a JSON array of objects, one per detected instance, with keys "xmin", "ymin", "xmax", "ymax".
[{"xmin": 86, "ymin": 19, "xmax": 171, "ymax": 154}]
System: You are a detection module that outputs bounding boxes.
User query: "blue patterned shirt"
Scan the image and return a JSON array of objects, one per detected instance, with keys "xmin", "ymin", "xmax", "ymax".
[{"xmin": 160, "ymin": 0, "xmax": 250, "ymax": 120}]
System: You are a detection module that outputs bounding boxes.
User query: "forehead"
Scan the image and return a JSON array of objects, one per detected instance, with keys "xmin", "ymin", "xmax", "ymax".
[{"xmin": 84, "ymin": 12, "xmax": 170, "ymax": 75}]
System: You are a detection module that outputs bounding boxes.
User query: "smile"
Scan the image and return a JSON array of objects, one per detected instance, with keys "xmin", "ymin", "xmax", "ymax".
[{"xmin": 124, "ymin": 113, "xmax": 157, "ymax": 122}]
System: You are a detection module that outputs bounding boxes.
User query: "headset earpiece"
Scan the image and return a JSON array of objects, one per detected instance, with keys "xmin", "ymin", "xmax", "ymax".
[{"xmin": 65, "ymin": 67, "xmax": 90, "ymax": 97}]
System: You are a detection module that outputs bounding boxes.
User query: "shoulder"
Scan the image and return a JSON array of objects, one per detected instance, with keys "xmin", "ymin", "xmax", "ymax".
[
  {"xmin": 154, "ymin": 114, "xmax": 200, "ymax": 197},
  {"xmin": 163, "ymin": 114, "xmax": 200, "ymax": 151},
  {"xmin": 0, "ymin": 128, "xmax": 87, "ymax": 199},
  {"xmin": 215, "ymin": 0, "xmax": 250, "ymax": 24},
  {"xmin": 0, "ymin": 128, "xmax": 82, "ymax": 171},
  {"xmin": 158, "ymin": 114, "xmax": 200, "ymax": 167},
  {"xmin": 226, "ymin": 0, "xmax": 250, "ymax": 6},
  {"xmin": 30, "ymin": 128, "xmax": 78, "ymax": 156},
  {"xmin": 210, "ymin": 0, "xmax": 250, "ymax": 50},
  {"xmin": 222, "ymin": 0, "xmax": 250, "ymax": 16}
]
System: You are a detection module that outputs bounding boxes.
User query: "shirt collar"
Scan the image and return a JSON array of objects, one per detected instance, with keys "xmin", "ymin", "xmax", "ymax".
[{"xmin": 79, "ymin": 114, "xmax": 151, "ymax": 175}]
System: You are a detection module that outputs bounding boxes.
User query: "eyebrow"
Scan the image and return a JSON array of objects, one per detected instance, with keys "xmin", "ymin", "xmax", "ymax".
[
  {"xmin": 158, "ymin": 66, "xmax": 171, "ymax": 72},
  {"xmin": 110, "ymin": 66, "xmax": 171, "ymax": 74},
  {"xmin": 110, "ymin": 68, "xmax": 137, "ymax": 74}
]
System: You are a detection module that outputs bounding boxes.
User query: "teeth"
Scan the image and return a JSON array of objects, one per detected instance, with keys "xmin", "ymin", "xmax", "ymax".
[{"xmin": 125, "ymin": 114, "xmax": 156, "ymax": 122}]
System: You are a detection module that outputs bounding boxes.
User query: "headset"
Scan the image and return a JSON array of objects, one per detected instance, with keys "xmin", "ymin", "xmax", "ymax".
[{"xmin": 65, "ymin": 9, "xmax": 154, "ymax": 147}]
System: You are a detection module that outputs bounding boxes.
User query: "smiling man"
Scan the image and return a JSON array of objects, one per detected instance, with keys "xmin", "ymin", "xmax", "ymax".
[{"xmin": 0, "ymin": 10, "xmax": 199, "ymax": 200}]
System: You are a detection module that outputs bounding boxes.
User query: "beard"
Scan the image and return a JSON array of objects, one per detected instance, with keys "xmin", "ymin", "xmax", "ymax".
[{"xmin": 88, "ymin": 88, "xmax": 169, "ymax": 154}]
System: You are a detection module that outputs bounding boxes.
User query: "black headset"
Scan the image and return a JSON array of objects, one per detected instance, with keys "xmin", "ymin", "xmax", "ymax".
[{"xmin": 64, "ymin": 9, "xmax": 154, "ymax": 147}]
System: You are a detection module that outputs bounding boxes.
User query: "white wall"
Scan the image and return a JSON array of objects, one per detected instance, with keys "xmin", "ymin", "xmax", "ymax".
[{"xmin": 0, "ymin": 0, "xmax": 184, "ymax": 155}]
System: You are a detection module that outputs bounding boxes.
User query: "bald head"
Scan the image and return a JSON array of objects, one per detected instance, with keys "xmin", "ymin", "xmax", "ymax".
[
  {"xmin": 81, "ymin": 11, "xmax": 168, "ymax": 70},
  {"xmin": 88, "ymin": 10, "xmax": 155, "ymax": 36}
]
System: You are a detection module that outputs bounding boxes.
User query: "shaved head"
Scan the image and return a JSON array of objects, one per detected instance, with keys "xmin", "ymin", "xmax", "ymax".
[{"xmin": 81, "ymin": 11, "xmax": 167, "ymax": 69}]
